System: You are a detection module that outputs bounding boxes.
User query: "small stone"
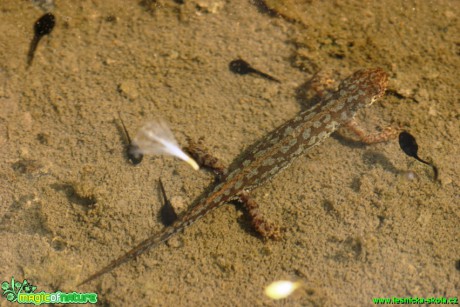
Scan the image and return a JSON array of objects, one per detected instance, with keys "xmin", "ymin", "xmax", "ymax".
[
  {"xmin": 166, "ymin": 236, "xmax": 183, "ymax": 248},
  {"xmin": 439, "ymin": 175, "xmax": 452, "ymax": 186},
  {"xmin": 31, "ymin": 0, "xmax": 55, "ymax": 12},
  {"xmin": 195, "ymin": 0, "xmax": 225, "ymax": 14},
  {"xmin": 170, "ymin": 196, "xmax": 187, "ymax": 214},
  {"xmin": 414, "ymin": 88, "xmax": 429, "ymax": 102},
  {"xmin": 428, "ymin": 106, "xmax": 437, "ymax": 116},
  {"xmin": 444, "ymin": 10, "xmax": 455, "ymax": 19},
  {"xmin": 117, "ymin": 80, "xmax": 139, "ymax": 100},
  {"xmin": 103, "ymin": 58, "xmax": 116, "ymax": 65},
  {"xmin": 403, "ymin": 170, "xmax": 418, "ymax": 181}
]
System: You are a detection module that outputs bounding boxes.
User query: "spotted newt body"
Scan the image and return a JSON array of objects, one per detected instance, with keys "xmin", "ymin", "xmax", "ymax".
[{"xmin": 79, "ymin": 68, "xmax": 389, "ymax": 285}]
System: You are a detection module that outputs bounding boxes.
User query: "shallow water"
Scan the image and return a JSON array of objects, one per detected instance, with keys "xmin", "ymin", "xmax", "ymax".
[{"xmin": 0, "ymin": 0, "xmax": 458, "ymax": 305}]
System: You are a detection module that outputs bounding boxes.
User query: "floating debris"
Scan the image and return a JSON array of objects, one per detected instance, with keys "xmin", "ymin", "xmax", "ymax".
[
  {"xmin": 264, "ymin": 280, "xmax": 302, "ymax": 300},
  {"xmin": 398, "ymin": 131, "xmax": 438, "ymax": 180},
  {"xmin": 118, "ymin": 113, "xmax": 143, "ymax": 165},
  {"xmin": 27, "ymin": 13, "xmax": 56, "ymax": 67},
  {"xmin": 132, "ymin": 119, "xmax": 199, "ymax": 170},
  {"xmin": 229, "ymin": 59, "xmax": 280, "ymax": 83},
  {"xmin": 31, "ymin": 0, "xmax": 56, "ymax": 12}
]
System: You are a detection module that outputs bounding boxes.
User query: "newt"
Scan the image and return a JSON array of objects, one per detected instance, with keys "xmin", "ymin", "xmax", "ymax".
[{"xmin": 79, "ymin": 68, "xmax": 396, "ymax": 285}]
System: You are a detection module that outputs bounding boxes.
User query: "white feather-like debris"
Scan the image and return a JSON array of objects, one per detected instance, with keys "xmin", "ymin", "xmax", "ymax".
[
  {"xmin": 264, "ymin": 280, "xmax": 301, "ymax": 300},
  {"xmin": 132, "ymin": 119, "xmax": 199, "ymax": 170}
]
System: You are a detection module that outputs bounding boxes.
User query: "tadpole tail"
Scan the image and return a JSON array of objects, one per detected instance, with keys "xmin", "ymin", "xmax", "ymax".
[
  {"xmin": 414, "ymin": 156, "xmax": 438, "ymax": 181},
  {"xmin": 414, "ymin": 155, "xmax": 430, "ymax": 166},
  {"xmin": 431, "ymin": 164, "xmax": 439, "ymax": 181},
  {"xmin": 254, "ymin": 70, "xmax": 281, "ymax": 83},
  {"xmin": 26, "ymin": 36, "xmax": 40, "ymax": 67}
]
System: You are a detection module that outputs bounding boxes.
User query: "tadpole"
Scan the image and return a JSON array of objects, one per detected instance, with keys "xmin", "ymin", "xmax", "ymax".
[
  {"xmin": 118, "ymin": 113, "xmax": 143, "ymax": 165},
  {"xmin": 399, "ymin": 131, "xmax": 438, "ymax": 180},
  {"xmin": 27, "ymin": 13, "xmax": 56, "ymax": 66},
  {"xmin": 158, "ymin": 179, "xmax": 178, "ymax": 226},
  {"xmin": 229, "ymin": 59, "xmax": 280, "ymax": 83}
]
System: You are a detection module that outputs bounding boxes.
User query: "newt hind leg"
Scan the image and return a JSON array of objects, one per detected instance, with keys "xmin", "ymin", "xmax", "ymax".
[
  {"xmin": 237, "ymin": 191, "xmax": 281, "ymax": 241},
  {"xmin": 340, "ymin": 119, "xmax": 400, "ymax": 144}
]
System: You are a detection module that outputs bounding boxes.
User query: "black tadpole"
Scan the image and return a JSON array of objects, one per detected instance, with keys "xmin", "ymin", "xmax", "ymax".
[
  {"xmin": 158, "ymin": 179, "xmax": 178, "ymax": 226},
  {"xmin": 229, "ymin": 59, "xmax": 280, "ymax": 83},
  {"xmin": 27, "ymin": 13, "xmax": 56, "ymax": 66},
  {"xmin": 399, "ymin": 131, "xmax": 438, "ymax": 180},
  {"xmin": 118, "ymin": 113, "xmax": 143, "ymax": 165}
]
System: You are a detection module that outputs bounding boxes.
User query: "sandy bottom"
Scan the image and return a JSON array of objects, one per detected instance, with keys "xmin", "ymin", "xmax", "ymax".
[{"xmin": 0, "ymin": 0, "xmax": 458, "ymax": 306}]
